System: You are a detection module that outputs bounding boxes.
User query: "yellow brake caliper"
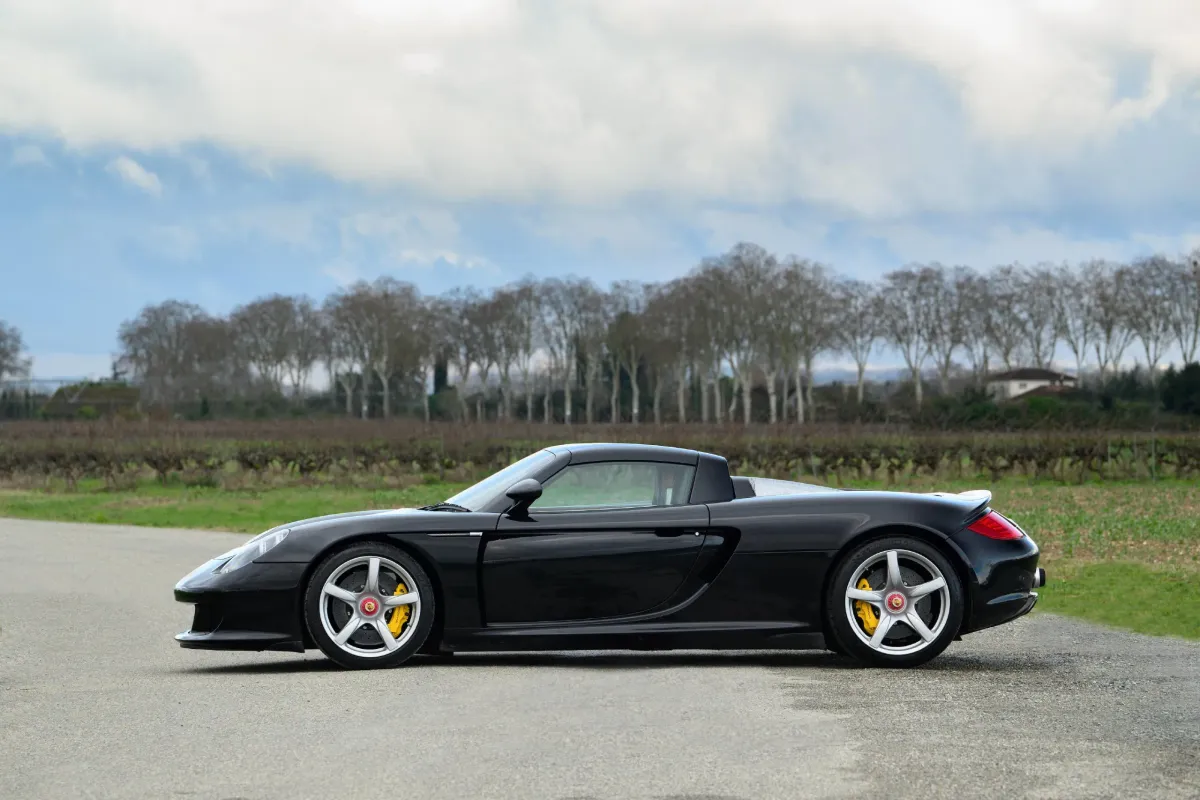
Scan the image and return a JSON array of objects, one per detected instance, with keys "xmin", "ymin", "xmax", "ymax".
[
  {"xmin": 854, "ymin": 577, "xmax": 879, "ymax": 635},
  {"xmin": 386, "ymin": 582, "xmax": 411, "ymax": 637}
]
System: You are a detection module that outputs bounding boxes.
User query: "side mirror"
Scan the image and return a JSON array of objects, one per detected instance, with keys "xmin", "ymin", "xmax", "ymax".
[{"xmin": 504, "ymin": 478, "xmax": 543, "ymax": 516}]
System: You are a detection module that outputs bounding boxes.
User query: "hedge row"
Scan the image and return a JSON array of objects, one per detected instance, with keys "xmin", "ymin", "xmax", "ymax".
[{"xmin": 2, "ymin": 429, "xmax": 1197, "ymax": 486}]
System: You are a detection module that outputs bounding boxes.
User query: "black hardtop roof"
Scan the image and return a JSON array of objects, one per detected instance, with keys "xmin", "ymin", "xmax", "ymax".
[{"xmin": 545, "ymin": 442, "xmax": 706, "ymax": 465}]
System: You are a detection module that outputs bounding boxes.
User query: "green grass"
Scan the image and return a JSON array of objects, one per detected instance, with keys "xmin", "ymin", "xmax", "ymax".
[
  {"xmin": 0, "ymin": 480, "xmax": 467, "ymax": 532},
  {"xmin": 1, "ymin": 476, "xmax": 1197, "ymax": 639},
  {"xmin": 1037, "ymin": 562, "xmax": 1200, "ymax": 640}
]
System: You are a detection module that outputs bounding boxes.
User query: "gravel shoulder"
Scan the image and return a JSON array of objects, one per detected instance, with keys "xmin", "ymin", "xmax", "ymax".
[{"xmin": 2, "ymin": 518, "xmax": 1197, "ymax": 800}]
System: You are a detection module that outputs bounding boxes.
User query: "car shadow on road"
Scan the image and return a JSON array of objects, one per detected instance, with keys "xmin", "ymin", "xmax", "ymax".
[{"xmin": 168, "ymin": 649, "xmax": 1062, "ymax": 675}]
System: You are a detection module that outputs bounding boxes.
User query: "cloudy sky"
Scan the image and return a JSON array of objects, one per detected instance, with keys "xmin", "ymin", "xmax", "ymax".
[{"xmin": 4, "ymin": 0, "xmax": 1200, "ymax": 378}]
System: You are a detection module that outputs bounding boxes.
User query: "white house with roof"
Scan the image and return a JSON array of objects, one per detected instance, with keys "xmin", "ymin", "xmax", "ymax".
[{"xmin": 985, "ymin": 368, "xmax": 1077, "ymax": 401}]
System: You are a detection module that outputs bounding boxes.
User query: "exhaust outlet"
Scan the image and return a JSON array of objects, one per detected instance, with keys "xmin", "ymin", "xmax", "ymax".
[{"xmin": 1032, "ymin": 567, "xmax": 1046, "ymax": 588}]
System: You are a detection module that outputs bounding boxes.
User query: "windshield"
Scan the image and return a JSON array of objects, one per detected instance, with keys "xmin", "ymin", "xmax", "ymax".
[{"xmin": 443, "ymin": 449, "xmax": 556, "ymax": 511}]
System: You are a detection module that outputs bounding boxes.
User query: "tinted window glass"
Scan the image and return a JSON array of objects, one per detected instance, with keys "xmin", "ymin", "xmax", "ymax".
[{"xmin": 532, "ymin": 461, "xmax": 696, "ymax": 509}]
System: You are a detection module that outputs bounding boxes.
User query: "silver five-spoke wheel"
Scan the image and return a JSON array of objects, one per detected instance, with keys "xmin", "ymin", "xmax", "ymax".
[
  {"xmin": 318, "ymin": 555, "xmax": 422, "ymax": 658},
  {"xmin": 844, "ymin": 548, "xmax": 951, "ymax": 656}
]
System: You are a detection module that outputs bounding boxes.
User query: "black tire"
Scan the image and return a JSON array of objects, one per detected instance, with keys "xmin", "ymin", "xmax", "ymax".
[
  {"xmin": 825, "ymin": 536, "xmax": 964, "ymax": 668},
  {"xmin": 304, "ymin": 541, "xmax": 436, "ymax": 670}
]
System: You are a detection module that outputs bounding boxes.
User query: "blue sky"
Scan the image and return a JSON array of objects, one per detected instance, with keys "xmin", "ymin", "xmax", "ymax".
[{"xmin": 3, "ymin": 0, "xmax": 1200, "ymax": 378}]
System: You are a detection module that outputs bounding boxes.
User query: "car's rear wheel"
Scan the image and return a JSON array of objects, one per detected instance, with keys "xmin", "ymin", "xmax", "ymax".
[
  {"xmin": 304, "ymin": 542, "xmax": 435, "ymax": 669},
  {"xmin": 825, "ymin": 536, "xmax": 963, "ymax": 668}
]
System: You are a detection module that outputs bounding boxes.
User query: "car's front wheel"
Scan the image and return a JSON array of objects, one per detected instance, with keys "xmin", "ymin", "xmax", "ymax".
[
  {"xmin": 825, "ymin": 536, "xmax": 964, "ymax": 668},
  {"xmin": 304, "ymin": 542, "xmax": 435, "ymax": 669}
]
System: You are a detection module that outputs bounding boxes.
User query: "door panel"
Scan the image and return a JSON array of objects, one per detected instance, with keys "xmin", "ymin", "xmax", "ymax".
[{"xmin": 484, "ymin": 504, "xmax": 710, "ymax": 625}]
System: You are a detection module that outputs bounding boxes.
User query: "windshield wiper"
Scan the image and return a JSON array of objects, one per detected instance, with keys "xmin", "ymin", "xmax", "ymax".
[{"xmin": 418, "ymin": 502, "xmax": 472, "ymax": 513}]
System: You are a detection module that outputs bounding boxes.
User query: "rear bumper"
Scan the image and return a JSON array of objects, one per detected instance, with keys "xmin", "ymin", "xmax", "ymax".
[
  {"xmin": 950, "ymin": 526, "xmax": 1044, "ymax": 634},
  {"xmin": 174, "ymin": 557, "xmax": 309, "ymax": 652}
]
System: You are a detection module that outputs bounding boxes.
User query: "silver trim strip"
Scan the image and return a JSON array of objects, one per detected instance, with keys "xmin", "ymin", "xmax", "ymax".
[{"xmin": 427, "ymin": 531, "xmax": 484, "ymax": 538}]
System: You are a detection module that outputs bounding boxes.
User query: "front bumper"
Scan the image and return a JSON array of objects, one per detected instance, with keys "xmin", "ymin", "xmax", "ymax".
[{"xmin": 174, "ymin": 556, "xmax": 309, "ymax": 653}]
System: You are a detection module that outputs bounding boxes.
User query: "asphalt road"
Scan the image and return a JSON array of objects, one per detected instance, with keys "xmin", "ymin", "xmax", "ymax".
[{"xmin": 2, "ymin": 518, "xmax": 1198, "ymax": 800}]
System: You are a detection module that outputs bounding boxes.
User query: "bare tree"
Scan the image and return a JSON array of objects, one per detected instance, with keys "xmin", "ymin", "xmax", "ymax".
[
  {"xmin": 607, "ymin": 280, "xmax": 654, "ymax": 424},
  {"xmin": 923, "ymin": 264, "xmax": 967, "ymax": 395},
  {"xmin": 277, "ymin": 296, "xmax": 325, "ymax": 399},
  {"xmin": 539, "ymin": 277, "xmax": 588, "ymax": 424},
  {"xmin": 1054, "ymin": 262, "xmax": 1097, "ymax": 383},
  {"xmin": 880, "ymin": 267, "xmax": 934, "ymax": 408},
  {"xmin": 1124, "ymin": 256, "xmax": 1175, "ymax": 381},
  {"xmin": 756, "ymin": 265, "xmax": 795, "ymax": 422},
  {"xmin": 1167, "ymin": 250, "xmax": 1200, "ymax": 365},
  {"xmin": 0, "ymin": 321, "xmax": 30, "ymax": 380},
  {"xmin": 324, "ymin": 278, "xmax": 422, "ymax": 418},
  {"xmin": 229, "ymin": 294, "xmax": 295, "ymax": 395},
  {"xmin": 572, "ymin": 283, "xmax": 608, "ymax": 424},
  {"xmin": 781, "ymin": 256, "xmax": 835, "ymax": 423},
  {"xmin": 1015, "ymin": 264, "xmax": 1060, "ymax": 369},
  {"xmin": 985, "ymin": 265, "xmax": 1028, "ymax": 371},
  {"xmin": 507, "ymin": 278, "xmax": 541, "ymax": 422},
  {"xmin": 955, "ymin": 269, "xmax": 992, "ymax": 387},
  {"xmin": 117, "ymin": 300, "xmax": 214, "ymax": 408},
  {"xmin": 441, "ymin": 287, "xmax": 485, "ymax": 421},
  {"xmin": 833, "ymin": 279, "xmax": 880, "ymax": 403},
  {"xmin": 1083, "ymin": 259, "xmax": 1134, "ymax": 381}
]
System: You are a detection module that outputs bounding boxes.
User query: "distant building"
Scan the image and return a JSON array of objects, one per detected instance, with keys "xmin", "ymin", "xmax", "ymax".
[{"xmin": 986, "ymin": 368, "xmax": 1077, "ymax": 402}]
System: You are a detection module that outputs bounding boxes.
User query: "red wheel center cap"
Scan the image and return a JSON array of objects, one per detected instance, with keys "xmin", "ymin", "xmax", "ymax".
[
  {"xmin": 886, "ymin": 592, "xmax": 906, "ymax": 612},
  {"xmin": 359, "ymin": 597, "xmax": 380, "ymax": 616}
]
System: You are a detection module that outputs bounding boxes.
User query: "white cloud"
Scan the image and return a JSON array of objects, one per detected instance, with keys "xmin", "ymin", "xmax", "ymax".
[
  {"xmin": 9, "ymin": 143, "xmax": 49, "ymax": 167},
  {"xmin": 106, "ymin": 155, "xmax": 162, "ymax": 196},
  {"xmin": 1, "ymin": 1, "xmax": 1197, "ymax": 218}
]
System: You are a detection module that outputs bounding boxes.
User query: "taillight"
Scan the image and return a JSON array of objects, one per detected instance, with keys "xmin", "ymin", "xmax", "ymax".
[{"xmin": 967, "ymin": 510, "xmax": 1025, "ymax": 540}]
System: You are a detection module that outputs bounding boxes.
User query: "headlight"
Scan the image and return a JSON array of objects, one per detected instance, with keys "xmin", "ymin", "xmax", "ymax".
[{"xmin": 218, "ymin": 528, "xmax": 290, "ymax": 574}]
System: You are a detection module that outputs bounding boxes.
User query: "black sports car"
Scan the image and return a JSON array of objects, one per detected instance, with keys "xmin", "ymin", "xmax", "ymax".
[{"xmin": 175, "ymin": 442, "xmax": 1045, "ymax": 669}]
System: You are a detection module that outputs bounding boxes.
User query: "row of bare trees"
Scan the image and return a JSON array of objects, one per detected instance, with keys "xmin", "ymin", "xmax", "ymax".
[{"xmin": 110, "ymin": 243, "xmax": 1200, "ymax": 423}]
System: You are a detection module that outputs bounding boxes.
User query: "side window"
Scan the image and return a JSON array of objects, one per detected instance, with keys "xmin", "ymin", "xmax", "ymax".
[{"xmin": 532, "ymin": 461, "xmax": 696, "ymax": 510}]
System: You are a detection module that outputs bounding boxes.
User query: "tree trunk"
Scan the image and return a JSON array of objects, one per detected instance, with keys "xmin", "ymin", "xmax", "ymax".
[
  {"xmin": 585, "ymin": 367, "xmax": 595, "ymax": 424},
  {"xmin": 780, "ymin": 370, "xmax": 790, "ymax": 422},
  {"xmin": 652, "ymin": 373, "xmax": 663, "ymax": 425},
  {"xmin": 631, "ymin": 371, "xmax": 641, "ymax": 425},
  {"xmin": 542, "ymin": 378, "xmax": 551, "ymax": 423},
  {"xmin": 339, "ymin": 374, "xmax": 354, "ymax": 416},
  {"xmin": 423, "ymin": 366, "xmax": 431, "ymax": 423},
  {"xmin": 804, "ymin": 355, "xmax": 815, "ymax": 420},
  {"xmin": 741, "ymin": 375, "xmax": 752, "ymax": 425},
  {"xmin": 713, "ymin": 370, "xmax": 724, "ymax": 423},
  {"xmin": 856, "ymin": 363, "xmax": 866, "ymax": 404},
  {"xmin": 377, "ymin": 368, "xmax": 391, "ymax": 418},
  {"xmin": 766, "ymin": 371, "xmax": 778, "ymax": 424},
  {"xmin": 912, "ymin": 367, "xmax": 924, "ymax": 408},
  {"xmin": 475, "ymin": 395, "xmax": 483, "ymax": 421},
  {"xmin": 457, "ymin": 364, "xmax": 471, "ymax": 421},
  {"xmin": 794, "ymin": 363, "xmax": 805, "ymax": 424},
  {"xmin": 610, "ymin": 359, "xmax": 621, "ymax": 423},
  {"xmin": 676, "ymin": 363, "xmax": 688, "ymax": 423},
  {"xmin": 701, "ymin": 373, "xmax": 710, "ymax": 422}
]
